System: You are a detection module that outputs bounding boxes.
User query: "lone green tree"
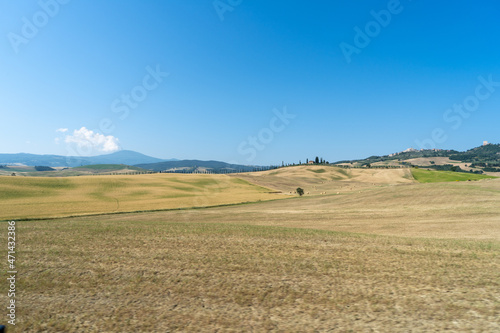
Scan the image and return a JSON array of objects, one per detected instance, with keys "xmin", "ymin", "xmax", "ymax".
[
  {"xmin": 296, "ymin": 187, "xmax": 304, "ymax": 196},
  {"xmin": 315, "ymin": 156, "xmax": 319, "ymax": 164}
]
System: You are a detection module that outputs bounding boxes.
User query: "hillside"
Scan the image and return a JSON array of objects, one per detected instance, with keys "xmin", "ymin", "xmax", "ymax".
[
  {"xmin": 0, "ymin": 164, "xmax": 150, "ymax": 177},
  {"xmin": 334, "ymin": 149, "xmax": 458, "ymax": 165},
  {"xmin": 1, "ymin": 164, "xmax": 496, "ymax": 220},
  {"xmin": 136, "ymin": 160, "xmax": 268, "ymax": 173},
  {"xmin": 234, "ymin": 164, "xmax": 494, "ymax": 197},
  {"xmin": 334, "ymin": 143, "xmax": 500, "ymax": 174},
  {"xmin": 450, "ymin": 143, "xmax": 500, "ymax": 161},
  {"xmin": 72, "ymin": 164, "xmax": 149, "ymax": 174},
  {"xmin": 0, "ymin": 173, "xmax": 283, "ymax": 220},
  {"xmin": 234, "ymin": 165, "xmax": 415, "ymax": 196}
]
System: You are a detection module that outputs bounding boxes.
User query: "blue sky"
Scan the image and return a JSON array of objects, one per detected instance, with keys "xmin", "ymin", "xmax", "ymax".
[{"xmin": 1, "ymin": 0, "xmax": 500, "ymax": 165}]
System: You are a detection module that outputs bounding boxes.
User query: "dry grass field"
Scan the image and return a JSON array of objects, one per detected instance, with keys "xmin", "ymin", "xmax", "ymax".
[
  {"xmin": 1, "ymin": 166, "xmax": 499, "ymax": 332},
  {"xmin": 0, "ymin": 173, "xmax": 283, "ymax": 220},
  {"xmin": 4, "ymin": 217, "xmax": 500, "ymax": 332},
  {"xmin": 235, "ymin": 165, "xmax": 415, "ymax": 196},
  {"xmin": 0, "ymin": 164, "xmax": 149, "ymax": 177},
  {"xmin": 75, "ymin": 175, "xmax": 500, "ymax": 241}
]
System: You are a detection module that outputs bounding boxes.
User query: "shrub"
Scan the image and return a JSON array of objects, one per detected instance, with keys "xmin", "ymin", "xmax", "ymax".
[{"xmin": 296, "ymin": 187, "xmax": 304, "ymax": 196}]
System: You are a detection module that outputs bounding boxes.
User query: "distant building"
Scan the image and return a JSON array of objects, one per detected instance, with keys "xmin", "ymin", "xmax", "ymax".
[
  {"xmin": 483, "ymin": 141, "xmax": 489, "ymax": 146},
  {"xmin": 308, "ymin": 160, "xmax": 315, "ymax": 164}
]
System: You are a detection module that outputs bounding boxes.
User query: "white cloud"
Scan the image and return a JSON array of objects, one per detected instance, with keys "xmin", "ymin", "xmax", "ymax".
[
  {"xmin": 65, "ymin": 127, "xmax": 120, "ymax": 153},
  {"xmin": 56, "ymin": 128, "xmax": 68, "ymax": 133}
]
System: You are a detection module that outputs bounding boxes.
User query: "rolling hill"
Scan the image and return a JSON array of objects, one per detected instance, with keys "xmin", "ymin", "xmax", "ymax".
[
  {"xmin": 334, "ymin": 143, "xmax": 500, "ymax": 174},
  {"xmin": 0, "ymin": 173, "xmax": 283, "ymax": 220},
  {"xmin": 0, "ymin": 164, "xmax": 151, "ymax": 177},
  {"xmin": 8, "ymin": 162, "xmax": 500, "ymax": 332},
  {"xmin": 136, "ymin": 160, "xmax": 269, "ymax": 173}
]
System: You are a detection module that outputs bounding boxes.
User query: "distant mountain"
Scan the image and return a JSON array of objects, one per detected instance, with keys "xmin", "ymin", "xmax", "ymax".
[
  {"xmin": 71, "ymin": 150, "xmax": 173, "ymax": 166},
  {"xmin": 136, "ymin": 160, "xmax": 268, "ymax": 173},
  {"xmin": 0, "ymin": 150, "xmax": 175, "ymax": 167}
]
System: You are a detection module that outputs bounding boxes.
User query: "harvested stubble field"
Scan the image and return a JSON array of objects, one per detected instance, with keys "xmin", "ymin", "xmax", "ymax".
[{"xmin": 1, "ymin": 166, "xmax": 499, "ymax": 332}]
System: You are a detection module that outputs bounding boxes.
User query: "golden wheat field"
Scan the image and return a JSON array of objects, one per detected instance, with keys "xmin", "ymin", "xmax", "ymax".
[
  {"xmin": 1, "ymin": 166, "xmax": 499, "ymax": 332},
  {"xmin": 0, "ymin": 173, "xmax": 283, "ymax": 220}
]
